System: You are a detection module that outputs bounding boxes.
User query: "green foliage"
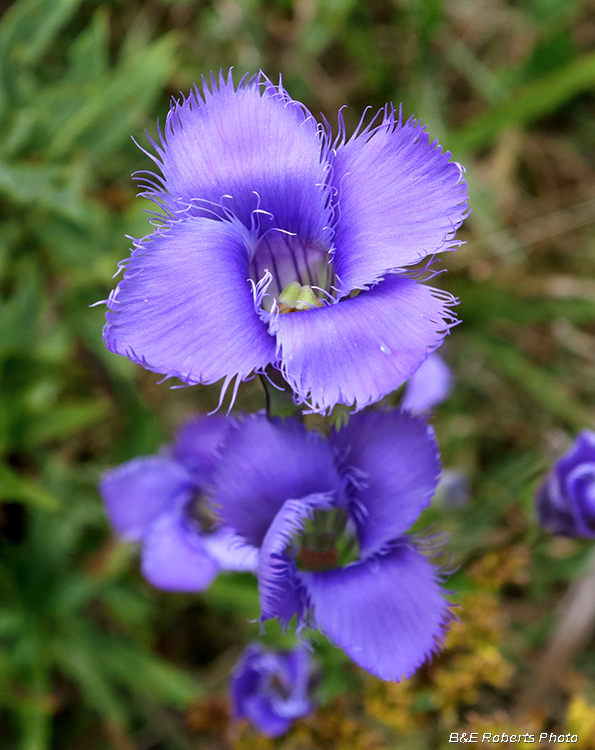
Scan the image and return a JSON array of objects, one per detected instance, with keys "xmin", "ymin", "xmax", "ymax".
[
  {"xmin": 450, "ymin": 50, "xmax": 595, "ymax": 153},
  {"xmin": 0, "ymin": 465, "xmax": 59, "ymax": 509},
  {"xmin": 0, "ymin": 1, "xmax": 194, "ymax": 746},
  {"xmin": 0, "ymin": 501, "xmax": 200, "ymax": 749}
]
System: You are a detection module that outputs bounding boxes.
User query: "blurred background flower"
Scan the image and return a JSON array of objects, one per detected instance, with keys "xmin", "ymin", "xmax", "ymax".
[
  {"xmin": 537, "ymin": 430, "xmax": 595, "ymax": 538},
  {"xmin": 99, "ymin": 415, "xmax": 258, "ymax": 592},
  {"xmin": 230, "ymin": 643, "xmax": 316, "ymax": 737},
  {"xmin": 402, "ymin": 352, "xmax": 453, "ymax": 415}
]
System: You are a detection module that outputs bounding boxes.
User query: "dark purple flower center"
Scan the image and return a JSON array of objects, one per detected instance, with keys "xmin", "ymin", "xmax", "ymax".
[
  {"xmin": 267, "ymin": 672, "xmax": 293, "ymax": 701},
  {"xmin": 249, "ymin": 231, "xmax": 334, "ymax": 313},
  {"xmin": 186, "ymin": 491, "xmax": 217, "ymax": 532},
  {"xmin": 296, "ymin": 508, "xmax": 359, "ymax": 572}
]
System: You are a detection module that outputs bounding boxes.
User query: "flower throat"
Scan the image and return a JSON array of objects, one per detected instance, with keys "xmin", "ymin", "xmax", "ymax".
[
  {"xmin": 296, "ymin": 508, "xmax": 359, "ymax": 572},
  {"xmin": 249, "ymin": 232, "xmax": 334, "ymax": 313}
]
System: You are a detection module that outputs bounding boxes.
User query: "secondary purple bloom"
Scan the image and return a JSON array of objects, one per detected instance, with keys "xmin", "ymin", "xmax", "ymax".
[
  {"xmin": 402, "ymin": 352, "xmax": 452, "ymax": 414},
  {"xmin": 231, "ymin": 643, "xmax": 316, "ymax": 737},
  {"xmin": 435, "ymin": 468, "xmax": 471, "ymax": 508},
  {"xmin": 103, "ymin": 71, "xmax": 468, "ymax": 413},
  {"xmin": 537, "ymin": 431, "xmax": 595, "ymax": 538},
  {"xmin": 212, "ymin": 410, "xmax": 451, "ymax": 681},
  {"xmin": 99, "ymin": 415, "xmax": 258, "ymax": 591}
]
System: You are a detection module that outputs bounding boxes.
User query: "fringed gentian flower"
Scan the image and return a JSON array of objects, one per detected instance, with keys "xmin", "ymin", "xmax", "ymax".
[
  {"xmin": 402, "ymin": 352, "xmax": 452, "ymax": 414},
  {"xmin": 103, "ymin": 71, "xmax": 468, "ymax": 413},
  {"xmin": 99, "ymin": 415, "xmax": 257, "ymax": 591},
  {"xmin": 231, "ymin": 643, "xmax": 316, "ymax": 737},
  {"xmin": 211, "ymin": 410, "xmax": 451, "ymax": 681},
  {"xmin": 537, "ymin": 431, "xmax": 595, "ymax": 538}
]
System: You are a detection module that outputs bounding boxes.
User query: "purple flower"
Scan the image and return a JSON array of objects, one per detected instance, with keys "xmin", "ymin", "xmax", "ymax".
[
  {"xmin": 537, "ymin": 431, "xmax": 595, "ymax": 538},
  {"xmin": 103, "ymin": 71, "xmax": 468, "ymax": 413},
  {"xmin": 402, "ymin": 352, "xmax": 452, "ymax": 414},
  {"xmin": 231, "ymin": 643, "xmax": 316, "ymax": 737},
  {"xmin": 212, "ymin": 410, "xmax": 451, "ymax": 681},
  {"xmin": 435, "ymin": 468, "xmax": 471, "ymax": 508},
  {"xmin": 99, "ymin": 415, "xmax": 258, "ymax": 591}
]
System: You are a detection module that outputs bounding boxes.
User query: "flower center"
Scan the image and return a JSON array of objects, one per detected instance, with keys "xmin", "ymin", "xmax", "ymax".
[
  {"xmin": 296, "ymin": 508, "xmax": 359, "ymax": 572},
  {"xmin": 268, "ymin": 672, "xmax": 293, "ymax": 701},
  {"xmin": 277, "ymin": 281, "xmax": 323, "ymax": 314},
  {"xmin": 250, "ymin": 232, "xmax": 334, "ymax": 313},
  {"xmin": 186, "ymin": 491, "xmax": 218, "ymax": 533}
]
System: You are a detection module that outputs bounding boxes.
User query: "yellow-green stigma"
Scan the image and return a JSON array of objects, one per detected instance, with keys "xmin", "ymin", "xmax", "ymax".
[{"xmin": 277, "ymin": 282, "xmax": 323, "ymax": 314}]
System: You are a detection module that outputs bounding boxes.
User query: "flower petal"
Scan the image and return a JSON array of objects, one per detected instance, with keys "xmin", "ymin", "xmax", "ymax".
[
  {"xmin": 537, "ymin": 462, "xmax": 595, "ymax": 539},
  {"xmin": 331, "ymin": 111, "xmax": 468, "ymax": 292},
  {"xmin": 146, "ymin": 72, "xmax": 333, "ymax": 242},
  {"xmin": 301, "ymin": 544, "xmax": 450, "ymax": 680},
  {"xmin": 240, "ymin": 695, "xmax": 292, "ymax": 738},
  {"xmin": 275, "ymin": 647, "xmax": 315, "ymax": 718},
  {"xmin": 213, "ymin": 415, "xmax": 343, "ymax": 546},
  {"xmin": 274, "ymin": 275, "xmax": 457, "ymax": 413},
  {"xmin": 536, "ymin": 479, "xmax": 577, "ymax": 536},
  {"xmin": 402, "ymin": 352, "xmax": 452, "ymax": 414},
  {"xmin": 141, "ymin": 510, "xmax": 219, "ymax": 591},
  {"xmin": 99, "ymin": 456, "xmax": 193, "ymax": 542},
  {"xmin": 258, "ymin": 493, "xmax": 335, "ymax": 625},
  {"xmin": 555, "ymin": 431, "xmax": 595, "ymax": 482},
  {"xmin": 330, "ymin": 410, "xmax": 440, "ymax": 557},
  {"xmin": 203, "ymin": 527, "xmax": 259, "ymax": 572},
  {"xmin": 171, "ymin": 415, "xmax": 236, "ymax": 485},
  {"xmin": 231, "ymin": 644, "xmax": 261, "ymax": 719},
  {"xmin": 104, "ymin": 217, "xmax": 276, "ymax": 386}
]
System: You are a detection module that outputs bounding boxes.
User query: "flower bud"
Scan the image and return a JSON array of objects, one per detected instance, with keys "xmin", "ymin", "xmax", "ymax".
[{"xmin": 537, "ymin": 431, "xmax": 595, "ymax": 538}]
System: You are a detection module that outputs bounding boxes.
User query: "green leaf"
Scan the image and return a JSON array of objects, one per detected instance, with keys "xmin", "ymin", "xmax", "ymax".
[
  {"xmin": 67, "ymin": 8, "xmax": 109, "ymax": 82},
  {"xmin": 0, "ymin": 464, "xmax": 60, "ymax": 510},
  {"xmin": 450, "ymin": 278, "xmax": 595, "ymax": 327},
  {"xmin": 523, "ymin": 0, "xmax": 582, "ymax": 24},
  {"xmin": 521, "ymin": 30, "xmax": 575, "ymax": 82},
  {"xmin": 0, "ymin": 0, "xmax": 81, "ymax": 120},
  {"xmin": 23, "ymin": 400, "xmax": 110, "ymax": 447},
  {"xmin": 53, "ymin": 638, "xmax": 127, "ymax": 724},
  {"xmin": 204, "ymin": 573, "xmax": 260, "ymax": 620},
  {"xmin": 469, "ymin": 334, "xmax": 593, "ymax": 429},
  {"xmin": 0, "ymin": 0, "xmax": 81, "ymax": 68},
  {"xmin": 0, "ymin": 269, "xmax": 40, "ymax": 357},
  {"xmin": 450, "ymin": 50, "xmax": 595, "ymax": 152},
  {"xmin": 0, "ymin": 161, "xmax": 88, "ymax": 222},
  {"xmin": 98, "ymin": 637, "xmax": 201, "ymax": 707},
  {"xmin": 13, "ymin": 664, "xmax": 53, "ymax": 750},
  {"xmin": 101, "ymin": 584, "xmax": 153, "ymax": 629},
  {"xmin": 46, "ymin": 34, "xmax": 178, "ymax": 160}
]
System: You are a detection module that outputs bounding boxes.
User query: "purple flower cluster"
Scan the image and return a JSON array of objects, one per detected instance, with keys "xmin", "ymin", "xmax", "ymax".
[
  {"xmin": 100, "ymin": 409, "xmax": 451, "ymax": 682},
  {"xmin": 103, "ymin": 71, "xmax": 467, "ymax": 414},
  {"xmin": 537, "ymin": 431, "xmax": 595, "ymax": 538},
  {"xmin": 98, "ymin": 72, "xmax": 468, "ymax": 733},
  {"xmin": 231, "ymin": 643, "xmax": 316, "ymax": 737}
]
